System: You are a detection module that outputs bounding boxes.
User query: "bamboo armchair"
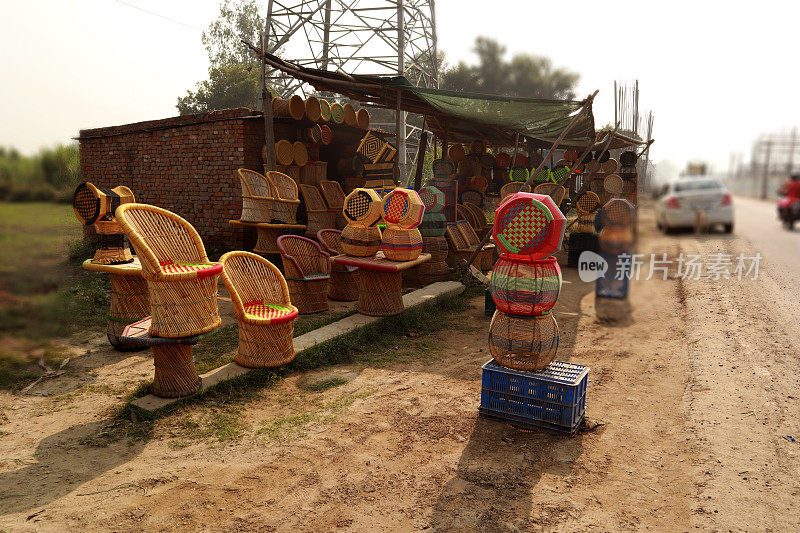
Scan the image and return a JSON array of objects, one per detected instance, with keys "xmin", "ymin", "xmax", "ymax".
[
  {"xmin": 265, "ymin": 171, "xmax": 301, "ymax": 224},
  {"xmin": 219, "ymin": 251, "xmax": 299, "ymax": 368},
  {"xmin": 277, "ymin": 235, "xmax": 331, "ymax": 314},
  {"xmin": 500, "ymin": 182, "xmax": 531, "ymax": 203},
  {"xmin": 444, "ymin": 222, "xmax": 481, "ymax": 269},
  {"xmin": 534, "ymin": 182, "xmax": 567, "ymax": 209},
  {"xmin": 115, "ymin": 204, "xmax": 222, "ymax": 338},
  {"xmin": 464, "ymin": 202, "xmax": 492, "ymax": 238},
  {"xmin": 299, "ymin": 184, "xmax": 337, "ymax": 237},
  {"xmin": 456, "ymin": 220, "xmax": 496, "ymax": 270},
  {"xmin": 317, "ymin": 229, "xmax": 359, "ymax": 301},
  {"xmin": 237, "ymin": 169, "xmax": 273, "ymax": 222},
  {"xmin": 320, "ymin": 180, "xmax": 347, "ymax": 229}
]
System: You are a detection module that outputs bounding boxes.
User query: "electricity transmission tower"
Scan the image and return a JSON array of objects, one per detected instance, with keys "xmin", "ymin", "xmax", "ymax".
[{"xmin": 263, "ymin": 0, "xmax": 439, "ymax": 178}]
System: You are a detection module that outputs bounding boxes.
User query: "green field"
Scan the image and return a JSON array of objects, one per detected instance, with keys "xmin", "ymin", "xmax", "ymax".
[{"xmin": 0, "ymin": 202, "xmax": 107, "ymax": 388}]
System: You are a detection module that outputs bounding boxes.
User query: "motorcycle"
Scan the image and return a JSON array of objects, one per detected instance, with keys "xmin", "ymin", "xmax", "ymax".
[{"xmin": 777, "ymin": 196, "xmax": 800, "ymax": 229}]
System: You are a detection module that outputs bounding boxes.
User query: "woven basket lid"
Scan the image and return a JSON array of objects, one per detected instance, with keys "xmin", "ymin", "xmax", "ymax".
[
  {"xmin": 73, "ymin": 182, "xmax": 102, "ymax": 224},
  {"xmin": 576, "ymin": 191, "xmax": 600, "ymax": 214},
  {"xmin": 381, "ymin": 188, "xmax": 424, "ymax": 229},
  {"xmin": 620, "ymin": 150, "xmax": 638, "ymax": 167},
  {"xmin": 460, "ymin": 189, "xmax": 484, "ymax": 206},
  {"xmin": 319, "ymin": 99, "xmax": 331, "ymax": 121},
  {"xmin": 594, "ymin": 150, "xmax": 610, "ymax": 163},
  {"xmin": 432, "ymin": 159, "xmax": 454, "ymax": 177},
  {"xmin": 495, "ymin": 152, "xmax": 512, "ymax": 168},
  {"xmin": 469, "ymin": 139, "xmax": 486, "ymax": 154},
  {"xmin": 603, "ymin": 174, "xmax": 624, "ymax": 194},
  {"xmin": 493, "ymin": 192, "xmax": 565, "ymax": 259},
  {"xmin": 330, "ymin": 102, "xmax": 345, "ymax": 123},
  {"xmin": 509, "ymin": 166, "xmax": 530, "ymax": 182},
  {"xmin": 531, "ymin": 167, "xmax": 551, "ymax": 183},
  {"xmin": 343, "ymin": 188, "xmax": 383, "ymax": 226},
  {"xmin": 564, "ymin": 150, "xmax": 578, "ymax": 163},
  {"xmin": 419, "ymin": 186, "xmax": 445, "ymax": 213},
  {"xmin": 601, "ymin": 158, "xmax": 619, "ymax": 174},
  {"xmin": 550, "ymin": 165, "xmax": 570, "ymax": 183},
  {"xmin": 600, "ymin": 198, "xmax": 635, "ymax": 226},
  {"xmin": 448, "ymin": 144, "xmax": 466, "ymax": 163},
  {"xmin": 470, "ymin": 175, "xmax": 488, "ymax": 190},
  {"xmin": 320, "ymin": 124, "xmax": 333, "ymax": 145}
]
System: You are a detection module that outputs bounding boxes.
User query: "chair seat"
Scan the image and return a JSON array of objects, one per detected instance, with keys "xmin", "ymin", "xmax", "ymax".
[
  {"xmin": 160, "ymin": 261, "xmax": 223, "ymax": 278},
  {"xmin": 292, "ymin": 272, "xmax": 330, "ymax": 282},
  {"xmin": 242, "ymin": 301, "xmax": 299, "ymax": 324}
]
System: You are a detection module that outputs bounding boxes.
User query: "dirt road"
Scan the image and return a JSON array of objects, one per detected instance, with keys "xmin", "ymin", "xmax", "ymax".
[{"xmin": 0, "ymin": 201, "xmax": 798, "ymax": 531}]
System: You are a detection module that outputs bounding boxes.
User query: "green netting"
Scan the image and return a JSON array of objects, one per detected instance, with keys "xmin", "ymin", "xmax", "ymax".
[{"xmin": 382, "ymin": 77, "xmax": 596, "ymax": 147}]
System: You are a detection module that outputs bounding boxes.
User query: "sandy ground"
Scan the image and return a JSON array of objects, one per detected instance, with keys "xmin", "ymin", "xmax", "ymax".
[{"xmin": 1, "ymin": 201, "xmax": 798, "ymax": 532}]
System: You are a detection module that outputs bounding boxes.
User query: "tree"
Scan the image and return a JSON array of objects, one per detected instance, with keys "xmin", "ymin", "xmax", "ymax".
[
  {"xmin": 177, "ymin": 0, "xmax": 265, "ymax": 115},
  {"xmin": 176, "ymin": 63, "xmax": 261, "ymax": 115},
  {"xmin": 441, "ymin": 37, "xmax": 579, "ymax": 100}
]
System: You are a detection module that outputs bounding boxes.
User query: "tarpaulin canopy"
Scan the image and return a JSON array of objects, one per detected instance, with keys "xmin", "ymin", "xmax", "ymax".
[{"xmin": 259, "ymin": 51, "xmax": 597, "ymax": 149}]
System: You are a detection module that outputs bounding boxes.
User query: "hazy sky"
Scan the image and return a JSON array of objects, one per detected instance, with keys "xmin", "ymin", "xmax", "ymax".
[{"xmin": 3, "ymin": 0, "xmax": 800, "ymax": 179}]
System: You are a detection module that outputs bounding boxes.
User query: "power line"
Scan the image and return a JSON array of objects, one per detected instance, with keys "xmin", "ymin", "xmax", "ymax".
[{"xmin": 113, "ymin": 0, "xmax": 203, "ymax": 32}]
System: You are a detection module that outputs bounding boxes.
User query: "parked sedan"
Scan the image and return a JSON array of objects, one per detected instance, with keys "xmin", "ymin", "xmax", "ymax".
[{"xmin": 654, "ymin": 177, "xmax": 734, "ymax": 233}]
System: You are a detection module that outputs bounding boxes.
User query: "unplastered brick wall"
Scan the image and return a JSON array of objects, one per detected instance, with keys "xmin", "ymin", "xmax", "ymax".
[{"xmin": 79, "ymin": 108, "xmax": 264, "ymax": 250}]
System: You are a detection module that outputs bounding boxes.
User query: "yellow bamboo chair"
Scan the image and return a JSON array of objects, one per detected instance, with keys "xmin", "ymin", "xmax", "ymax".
[
  {"xmin": 116, "ymin": 204, "xmax": 221, "ymax": 338},
  {"xmin": 219, "ymin": 251, "xmax": 299, "ymax": 368}
]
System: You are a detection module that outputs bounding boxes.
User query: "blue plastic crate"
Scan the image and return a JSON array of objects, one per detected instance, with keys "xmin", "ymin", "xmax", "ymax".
[
  {"xmin": 479, "ymin": 359, "xmax": 589, "ymax": 434},
  {"xmin": 596, "ymin": 252, "xmax": 630, "ymax": 299}
]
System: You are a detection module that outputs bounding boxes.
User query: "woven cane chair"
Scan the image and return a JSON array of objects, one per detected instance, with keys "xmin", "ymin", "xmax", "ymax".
[
  {"xmin": 456, "ymin": 204, "xmax": 480, "ymax": 232},
  {"xmin": 533, "ymin": 182, "xmax": 567, "ymax": 208},
  {"xmin": 444, "ymin": 222, "xmax": 480, "ymax": 269},
  {"xmin": 464, "ymin": 202, "xmax": 491, "ymax": 238},
  {"xmin": 116, "ymin": 204, "xmax": 222, "ymax": 338},
  {"xmin": 500, "ymin": 182, "xmax": 530, "ymax": 203},
  {"xmin": 299, "ymin": 184, "xmax": 337, "ymax": 236},
  {"xmin": 317, "ymin": 229, "xmax": 359, "ymax": 301},
  {"xmin": 456, "ymin": 220, "xmax": 495, "ymax": 270},
  {"xmin": 219, "ymin": 251, "xmax": 299, "ymax": 368},
  {"xmin": 320, "ymin": 180, "xmax": 347, "ymax": 229},
  {"xmin": 277, "ymin": 235, "xmax": 331, "ymax": 314},
  {"xmin": 265, "ymin": 171, "xmax": 301, "ymax": 224},
  {"xmin": 237, "ymin": 169, "xmax": 273, "ymax": 222}
]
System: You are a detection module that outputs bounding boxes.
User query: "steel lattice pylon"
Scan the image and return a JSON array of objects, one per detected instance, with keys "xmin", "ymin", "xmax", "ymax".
[{"xmin": 264, "ymin": 0, "xmax": 439, "ymax": 179}]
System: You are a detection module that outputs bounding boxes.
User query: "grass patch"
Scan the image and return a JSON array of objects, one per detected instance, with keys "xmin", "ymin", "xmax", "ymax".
[
  {"xmin": 193, "ymin": 324, "xmax": 239, "ymax": 374},
  {"xmin": 294, "ymin": 309, "xmax": 357, "ymax": 337},
  {"xmin": 300, "ymin": 376, "xmax": 348, "ymax": 392}
]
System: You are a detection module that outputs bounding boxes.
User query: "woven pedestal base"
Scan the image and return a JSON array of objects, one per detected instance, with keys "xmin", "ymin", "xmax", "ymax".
[
  {"xmin": 357, "ymin": 269, "xmax": 403, "ymax": 316},
  {"xmin": 417, "ymin": 261, "xmax": 450, "ymax": 285},
  {"xmin": 329, "ymin": 269, "xmax": 359, "ymax": 301},
  {"xmin": 147, "ymin": 274, "xmax": 221, "ymax": 338},
  {"xmin": 287, "ymin": 277, "xmax": 330, "ymax": 314},
  {"xmin": 236, "ymin": 320, "xmax": 295, "ymax": 368},
  {"xmin": 422, "ymin": 236, "xmax": 449, "ymax": 262},
  {"xmin": 152, "ymin": 344, "xmax": 202, "ymax": 398},
  {"xmin": 107, "ymin": 274, "xmax": 149, "ymax": 351}
]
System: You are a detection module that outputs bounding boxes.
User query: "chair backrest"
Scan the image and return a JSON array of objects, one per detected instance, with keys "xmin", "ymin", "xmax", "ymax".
[
  {"xmin": 500, "ymin": 182, "xmax": 530, "ymax": 202},
  {"xmin": 456, "ymin": 220, "xmax": 480, "ymax": 247},
  {"xmin": 445, "ymin": 222, "xmax": 470, "ymax": 252},
  {"xmin": 266, "ymin": 171, "xmax": 299, "ymax": 201},
  {"xmin": 320, "ymin": 180, "xmax": 345, "ymax": 209},
  {"xmin": 219, "ymin": 251, "xmax": 291, "ymax": 316},
  {"xmin": 277, "ymin": 235, "xmax": 330, "ymax": 278},
  {"xmin": 456, "ymin": 204, "xmax": 479, "ymax": 230},
  {"xmin": 464, "ymin": 202, "xmax": 488, "ymax": 229},
  {"xmin": 299, "ymin": 184, "xmax": 329, "ymax": 212},
  {"xmin": 534, "ymin": 183, "xmax": 567, "ymax": 206},
  {"xmin": 317, "ymin": 229, "xmax": 343, "ymax": 255},
  {"xmin": 238, "ymin": 169, "xmax": 272, "ymax": 198},
  {"xmin": 116, "ymin": 203, "xmax": 207, "ymax": 276}
]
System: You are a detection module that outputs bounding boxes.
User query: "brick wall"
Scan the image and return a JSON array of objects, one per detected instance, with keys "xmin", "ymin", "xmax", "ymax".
[{"xmin": 79, "ymin": 108, "xmax": 264, "ymax": 251}]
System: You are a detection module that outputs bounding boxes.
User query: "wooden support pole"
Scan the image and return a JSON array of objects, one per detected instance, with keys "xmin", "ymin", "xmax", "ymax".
[
  {"xmin": 412, "ymin": 131, "xmax": 429, "ymax": 190},
  {"xmin": 260, "ymin": 32, "xmax": 276, "ymax": 171}
]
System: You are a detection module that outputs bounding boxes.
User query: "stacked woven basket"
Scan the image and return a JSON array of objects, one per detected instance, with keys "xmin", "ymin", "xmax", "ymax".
[
  {"xmin": 488, "ymin": 193, "xmax": 566, "ymax": 371},
  {"xmin": 417, "ymin": 185, "xmax": 449, "ymax": 285}
]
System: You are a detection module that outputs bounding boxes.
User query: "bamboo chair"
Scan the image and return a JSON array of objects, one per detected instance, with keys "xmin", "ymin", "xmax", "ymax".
[
  {"xmin": 500, "ymin": 182, "xmax": 530, "ymax": 203},
  {"xmin": 265, "ymin": 171, "xmax": 301, "ymax": 224},
  {"xmin": 456, "ymin": 220, "xmax": 496, "ymax": 270},
  {"xmin": 444, "ymin": 222, "xmax": 481, "ymax": 269},
  {"xmin": 320, "ymin": 180, "xmax": 347, "ymax": 229},
  {"xmin": 456, "ymin": 204, "xmax": 480, "ymax": 232},
  {"xmin": 534, "ymin": 182, "xmax": 567, "ymax": 210},
  {"xmin": 237, "ymin": 169, "xmax": 273, "ymax": 222},
  {"xmin": 317, "ymin": 229, "xmax": 359, "ymax": 302},
  {"xmin": 219, "ymin": 251, "xmax": 299, "ymax": 368},
  {"xmin": 299, "ymin": 184, "xmax": 337, "ymax": 237},
  {"xmin": 277, "ymin": 235, "xmax": 331, "ymax": 314},
  {"xmin": 464, "ymin": 202, "xmax": 492, "ymax": 238},
  {"xmin": 116, "ymin": 204, "xmax": 222, "ymax": 338}
]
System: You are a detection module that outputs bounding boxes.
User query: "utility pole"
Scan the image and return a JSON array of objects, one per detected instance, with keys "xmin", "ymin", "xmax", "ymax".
[
  {"xmin": 396, "ymin": 0, "xmax": 407, "ymax": 182},
  {"xmin": 760, "ymin": 140, "xmax": 772, "ymax": 200},
  {"xmin": 261, "ymin": 13, "xmax": 276, "ymax": 172}
]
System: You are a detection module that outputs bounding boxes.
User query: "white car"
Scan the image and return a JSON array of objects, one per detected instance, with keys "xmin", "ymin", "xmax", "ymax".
[{"xmin": 654, "ymin": 177, "xmax": 734, "ymax": 233}]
